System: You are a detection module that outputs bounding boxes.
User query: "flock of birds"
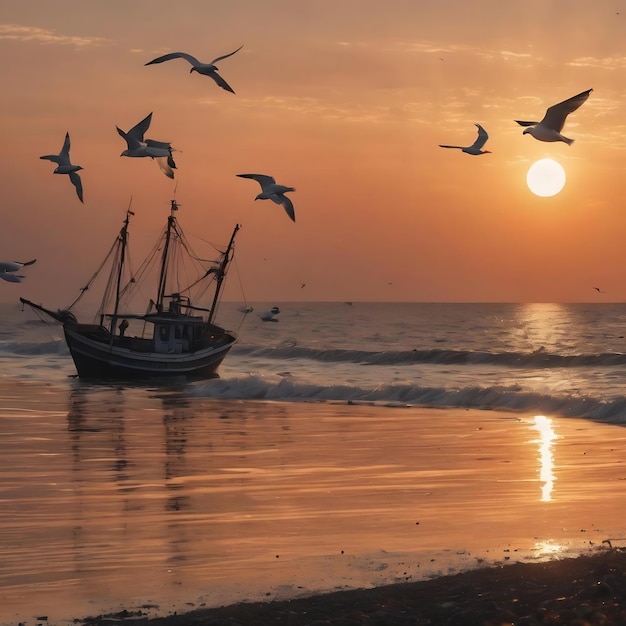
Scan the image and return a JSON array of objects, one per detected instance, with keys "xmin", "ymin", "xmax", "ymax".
[
  {"xmin": 438, "ymin": 88, "xmax": 593, "ymax": 155},
  {"xmin": 15, "ymin": 47, "xmax": 596, "ymax": 286},
  {"xmin": 37, "ymin": 45, "xmax": 297, "ymax": 223}
]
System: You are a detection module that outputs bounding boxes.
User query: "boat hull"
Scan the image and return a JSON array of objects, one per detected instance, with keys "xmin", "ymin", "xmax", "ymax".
[{"xmin": 63, "ymin": 325, "xmax": 236, "ymax": 380}]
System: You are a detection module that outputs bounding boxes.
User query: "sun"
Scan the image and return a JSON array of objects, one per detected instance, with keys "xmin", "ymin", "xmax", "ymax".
[{"xmin": 526, "ymin": 159, "xmax": 566, "ymax": 197}]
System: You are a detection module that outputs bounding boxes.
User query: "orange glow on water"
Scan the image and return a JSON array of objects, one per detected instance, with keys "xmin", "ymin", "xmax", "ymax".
[{"xmin": 531, "ymin": 415, "xmax": 557, "ymax": 502}]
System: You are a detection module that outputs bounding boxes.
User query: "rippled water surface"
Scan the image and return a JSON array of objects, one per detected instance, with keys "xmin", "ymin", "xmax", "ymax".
[{"xmin": 2, "ymin": 380, "xmax": 626, "ymax": 625}]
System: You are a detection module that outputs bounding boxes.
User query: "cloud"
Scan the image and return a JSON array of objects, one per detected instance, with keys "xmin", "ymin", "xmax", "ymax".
[
  {"xmin": 243, "ymin": 95, "xmax": 400, "ymax": 123},
  {"xmin": 0, "ymin": 24, "xmax": 107, "ymax": 47},
  {"xmin": 568, "ymin": 55, "xmax": 626, "ymax": 70}
]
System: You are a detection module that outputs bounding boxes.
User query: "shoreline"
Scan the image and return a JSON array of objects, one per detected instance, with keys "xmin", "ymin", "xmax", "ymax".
[{"xmin": 75, "ymin": 548, "xmax": 626, "ymax": 625}]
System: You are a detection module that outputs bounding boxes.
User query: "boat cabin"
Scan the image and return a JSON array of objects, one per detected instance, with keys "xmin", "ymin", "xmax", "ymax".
[{"xmin": 149, "ymin": 315, "xmax": 206, "ymax": 354}]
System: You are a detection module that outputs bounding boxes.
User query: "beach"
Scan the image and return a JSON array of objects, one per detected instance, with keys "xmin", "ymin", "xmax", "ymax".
[
  {"xmin": 3, "ymin": 380, "xmax": 626, "ymax": 625},
  {"xmin": 80, "ymin": 550, "xmax": 626, "ymax": 625}
]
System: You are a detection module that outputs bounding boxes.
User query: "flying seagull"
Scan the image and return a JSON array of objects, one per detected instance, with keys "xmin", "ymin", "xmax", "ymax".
[
  {"xmin": 117, "ymin": 112, "xmax": 177, "ymax": 179},
  {"xmin": 0, "ymin": 259, "xmax": 36, "ymax": 283},
  {"xmin": 40, "ymin": 132, "xmax": 84, "ymax": 202},
  {"xmin": 237, "ymin": 174, "xmax": 296, "ymax": 222},
  {"xmin": 439, "ymin": 123, "xmax": 491, "ymax": 155},
  {"xmin": 144, "ymin": 46, "xmax": 243, "ymax": 94},
  {"xmin": 515, "ymin": 88, "xmax": 592, "ymax": 145}
]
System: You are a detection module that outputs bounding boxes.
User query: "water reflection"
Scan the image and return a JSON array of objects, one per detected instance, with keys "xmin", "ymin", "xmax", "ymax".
[
  {"xmin": 531, "ymin": 415, "xmax": 557, "ymax": 502},
  {"xmin": 533, "ymin": 539, "xmax": 566, "ymax": 557},
  {"xmin": 513, "ymin": 303, "xmax": 572, "ymax": 354},
  {"xmin": 67, "ymin": 384, "xmax": 130, "ymax": 482}
]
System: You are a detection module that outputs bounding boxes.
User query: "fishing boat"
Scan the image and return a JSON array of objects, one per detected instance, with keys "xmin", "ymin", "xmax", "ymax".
[{"xmin": 21, "ymin": 200, "xmax": 240, "ymax": 380}]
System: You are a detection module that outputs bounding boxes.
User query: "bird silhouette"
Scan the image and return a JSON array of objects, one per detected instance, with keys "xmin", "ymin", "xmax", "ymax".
[
  {"xmin": 515, "ymin": 89, "xmax": 592, "ymax": 145},
  {"xmin": 439, "ymin": 124, "xmax": 491, "ymax": 155},
  {"xmin": 144, "ymin": 46, "xmax": 243, "ymax": 93},
  {"xmin": 237, "ymin": 174, "xmax": 296, "ymax": 222},
  {"xmin": 117, "ymin": 112, "xmax": 177, "ymax": 179},
  {"xmin": 40, "ymin": 132, "xmax": 84, "ymax": 202}
]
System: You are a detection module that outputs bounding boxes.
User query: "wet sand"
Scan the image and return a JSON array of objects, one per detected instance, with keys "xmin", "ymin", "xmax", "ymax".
[{"xmin": 2, "ymin": 380, "xmax": 626, "ymax": 625}]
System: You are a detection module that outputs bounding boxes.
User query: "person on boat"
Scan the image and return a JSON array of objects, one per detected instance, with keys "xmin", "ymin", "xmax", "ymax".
[
  {"xmin": 118, "ymin": 319, "xmax": 129, "ymax": 337},
  {"xmin": 169, "ymin": 293, "xmax": 182, "ymax": 314}
]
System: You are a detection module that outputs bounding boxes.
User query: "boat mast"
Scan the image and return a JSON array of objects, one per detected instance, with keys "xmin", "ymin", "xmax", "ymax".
[
  {"xmin": 156, "ymin": 199, "xmax": 178, "ymax": 312},
  {"xmin": 208, "ymin": 223, "xmax": 240, "ymax": 325},
  {"xmin": 110, "ymin": 208, "xmax": 134, "ymax": 332}
]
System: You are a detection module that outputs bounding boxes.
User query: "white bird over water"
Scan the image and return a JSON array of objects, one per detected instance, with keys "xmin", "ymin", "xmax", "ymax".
[
  {"xmin": 40, "ymin": 132, "xmax": 84, "ymax": 203},
  {"xmin": 0, "ymin": 258, "xmax": 36, "ymax": 283},
  {"xmin": 236, "ymin": 174, "xmax": 296, "ymax": 222},
  {"xmin": 439, "ymin": 123, "xmax": 492, "ymax": 155},
  {"xmin": 258, "ymin": 306, "xmax": 280, "ymax": 322},
  {"xmin": 144, "ymin": 46, "xmax": 243, "ymax": 94},
  {"xmin": 117, "ymin": 112, "xmax": 177, "ymax": 179},
  {"xmin": 515, "ymin": 88, "xmax": 592, "ymax": 145}
]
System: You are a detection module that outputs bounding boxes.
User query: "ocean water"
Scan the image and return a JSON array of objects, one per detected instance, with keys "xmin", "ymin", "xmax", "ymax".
[
  {"xmin": 3, "ymin": 300, "xmax": 626, "ymax": 623},
  {"xmin": 5, "ymin": 301, "xmax": 626, "ymax": 422},
  {"xmin": 220, "ymin": 301, "xmax": 626, "ymax": 422}
]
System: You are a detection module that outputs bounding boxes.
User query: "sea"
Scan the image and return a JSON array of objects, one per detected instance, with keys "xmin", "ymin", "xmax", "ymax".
[
  {"xmin": 219, "ymin": 301, "xmax": 626, "ymax": 421},
  {"xmin": 2, "ymin": 300, "xmax": 626, "ymax": 623},
  {"xmin": 3, "ymin": 301, "xmax": 626, "ymax": 419}
]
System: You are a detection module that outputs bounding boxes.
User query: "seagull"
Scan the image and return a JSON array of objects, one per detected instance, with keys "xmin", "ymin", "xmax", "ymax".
[
  {"xmin": 236, "ymin": 174, "xmax": 296, "ymax": 222},
  {"xmin": 439, "ymin": 123, "xmax": 492, "ymax": 155},
  {"xmin": 144, "ymin": 46, "xmax": 243, "ymax": 94},
  {"xmin": 40, "ymin": 132, "xmax": 84, "ymax": 202},
  {"xmin": 258, "ymin": 306, "xmax": 280, "ymax": 322},
  {"xmin": 0, "ymin": 259, "xmax": 36, "ymax": 283},
  {"xmin": 0, "ymin": 259, "xmax": 36, "ymax": 272},
  {"xmin": 117, "ymin": 112, "xmax": 177, "ymax": 179},
  {"xmin": 515, "ymin": 88, "xmax": 592, "ymax": 145}
]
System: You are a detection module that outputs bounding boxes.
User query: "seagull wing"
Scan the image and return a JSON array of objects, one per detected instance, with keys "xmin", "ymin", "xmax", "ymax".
[
  {"xmin": 541, "ymin": 88, "xmax": 593, "ymax": 132},
  {"xmin": 0, "ymin": 261, "xmax": 22, "ymax": 272},
  {"xmin": 41, "ymin": 133, "xmax": 71, "ymax": 165},
  {"xmin": 127, "ymin": 113, "xmax": 153, "ymax": 141},
  {"xmin": 40, "ymin": 153, "xmax": 62, "ymax": 164},
  {"xmin": 514, "ymin": 120, "xmax": 539, "ymax": 127},
  {"xmin": 49, "ymin": 132, "xmax": 72, "ymax": 167},
  {"xmin": 278, "ymin": 195, "xmax": 296, "ymax": 222},
  {"xmin": 154, "ymin": 156, "xmax": 175, "ymax": 179},
  {"xmin": 69, "ymin": 171, "xmax": 84, "ymax": 203},
  {"xmin": 117, "ymin": 127, "xmax": 145, "ymax": 153},
  {"xmin": 116, "ymin": 125, "xmax": 133, "ymax": 146},
  {"xmin": 145, "ymin": 138, "xmax": 172, "ymax": 150},
  {"xmin": 211, "ymin": 45, "xmax": 244, "ymax": 64},
  {"xmin": 144, "ymin": 144, "xmax": 170, "ymax": 158},
  {"xmin": 471, "ymin": 124, "xmax": 489, "ymax": 150},
  {"xmin": 0, "ymin": 272, "xmax": 24, "ymax": 283},
  {"xmin": 438, "ymin": 144, "xmax": 463, "ymax": 150},
  {"xmin": 237, "ymin": 173, "xmax": 276, "ymax": 190},
  {"xmin": 60, "ymin": 132, "xmax": 71, "ymax": 158},
  {"xmin": 208, "ymin": 71, "xmax": 236, "ymax": 93},
  {"xmin": 145, "ymin": 52, "xmax": 200, "ymax": 67}
]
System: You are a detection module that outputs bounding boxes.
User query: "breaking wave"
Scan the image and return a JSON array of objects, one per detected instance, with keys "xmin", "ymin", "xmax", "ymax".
[
  {"xmin": 233, "ymin": 344, "xmax": 626, "ymax": 368},
  {"xmin": 189, "ymin": 375, "xmax": 626, "ymax": 424}
]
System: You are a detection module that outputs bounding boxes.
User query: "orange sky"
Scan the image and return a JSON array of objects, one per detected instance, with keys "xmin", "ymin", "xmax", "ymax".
[{"xmin": 1, "ymin": 0, "xmax": 625, "ymax": 304}]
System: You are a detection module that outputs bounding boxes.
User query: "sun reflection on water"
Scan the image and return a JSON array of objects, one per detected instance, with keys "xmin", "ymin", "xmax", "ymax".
[
  {"xmin": 531, "ymin": 415, "xmax": 557, "ymax": 502},
  {"xmin": 534, "ymin": 539, "xmax": 567, "ymax": 557}
]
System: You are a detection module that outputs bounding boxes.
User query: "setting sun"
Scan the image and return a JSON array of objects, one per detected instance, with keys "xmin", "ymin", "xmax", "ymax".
[{"xmin": 526, "ymin": 159, "xmax": 566, "ymax": 197}]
